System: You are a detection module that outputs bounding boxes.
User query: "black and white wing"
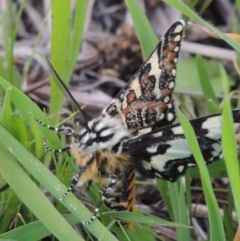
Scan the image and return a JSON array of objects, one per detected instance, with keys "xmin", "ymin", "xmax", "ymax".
[{"xmin": 123, "ymin": 109, "xmax": 240, "ymax": 181}]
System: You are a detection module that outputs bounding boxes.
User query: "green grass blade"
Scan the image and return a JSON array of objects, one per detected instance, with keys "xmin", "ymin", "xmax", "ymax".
[
  {"xmin": 196, "ymin": 54, "xmax": 220, "ymax": 114},
  {"xmin": 10, "ymin": 114, "xmax": 29, "ymax": 149},
  {"xmin": 169, "ymin": 182, "xmax": 191, "ymax": 240},
  {"xmin": 156, "ymin": 180, "xmax": 174, "ymax": 220},
  {"xmin": 0, "ymin": 137, "xmax": 83, "ymax": 241},
  {"xmin": 50, "ymin": 0, "xmax": 71, "ymax": 123},
  {"xmin": 223, "ymin": 206, "xmax": 235, "ymax": 241},
  {"xmin": 28, "ymin": 112, "xmax": 45, "ymax": 160},
  {"xmin": 0, "ymin": 76, "xmax": 62, "ymax": 149},
  {"xmin": 0, "ymin": 87, "xmax": 12, "ymax": 132},
  {"xmin": 106, "ymin": 211, "xmax": 186, "ymax": 228},
  {"xmin": 0, "ymin": 190, "xmax": 19, "ymax": 233},
  {"xmin": 178, "ymin": 110, "xmax": 226, "ymax": 241},
  {"xmin": 221, "ymin": 66, "xmax": 240, "ymax": 224},
  {"xmin": 163, "ymin": 0, "xmax": 240, "ymax": 51},
  {"xmin": 0, "ymin": 214, "xmax": 81, "ymax": 241},
  {"xmin": 68, "ymin": 1, "xmax": 88, "ymax": 71},
  {"xmin": 124, "ymin": 0, "xmax": 158, "ymax": 59},
  {"xmin": 50, "ymin": 0, "xmax": 87, "ymax": 124}
]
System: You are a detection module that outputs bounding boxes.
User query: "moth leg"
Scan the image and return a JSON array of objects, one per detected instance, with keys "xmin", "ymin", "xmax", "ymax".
[
  {"xmin": 86, "ymin": 179, "xmax": 93, "ymax": 191},
  {"xmin": 60, "ymin": 162, "xmax": 92, "ymax": 201},
  {"xmin": 83, "ymin": 173, "xmax": 117, "ymax": 225},
  {"xmin": 36, "ymin": 118, "xmax": 76, "ymax": 154},
  {"xmin": 35, "ymin": 118, "xmax": 76, "ymax": 136},
  {"xmin": 43, "ymin": 142, "xmax": 71, "ymax": 154},
  {"xmin": 82, "ymin": 195, "xmax": 106, "ymax": 225}
]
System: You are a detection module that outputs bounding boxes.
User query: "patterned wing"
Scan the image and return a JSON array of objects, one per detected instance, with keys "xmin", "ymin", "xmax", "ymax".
[
  {"xmin": 102, "ymin": 20, "xmax": 185, "ymax": 133},
  {"xmin": 123, "ymin": 109, "xmax": 240, "ymax": 181}
]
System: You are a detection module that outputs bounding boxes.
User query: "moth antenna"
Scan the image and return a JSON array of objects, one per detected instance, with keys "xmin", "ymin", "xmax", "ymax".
[
  {"xmin": 0, "ymin": 183, "xmax": 9, "ymax": 192},
  {"xmin": 45, "ymin": 56, "xmax": 90, "ymax": 131}
]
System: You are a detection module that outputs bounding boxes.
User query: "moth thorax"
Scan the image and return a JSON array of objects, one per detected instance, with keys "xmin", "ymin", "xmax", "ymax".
[{"xmin": 79, "ymin": 116, "xmax": 131, "ymax": 154}]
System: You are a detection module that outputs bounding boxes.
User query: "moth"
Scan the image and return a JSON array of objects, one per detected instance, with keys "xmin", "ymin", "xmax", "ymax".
[{"xmin": 37, "ymin": 20, "xmax": 240, "ymax": 228}]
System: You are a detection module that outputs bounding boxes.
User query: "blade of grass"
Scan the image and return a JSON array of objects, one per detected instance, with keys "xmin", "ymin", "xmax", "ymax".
[
  {"xmin": 221, "ymin": 66, "xmax": 240, "ymax": 223},
  {"xmin": 50, "ymin": 0, "xmax": 71, "ymax": 123},
  {"xmin": 28, "ymin": 112, "xmax": 45, "ymax": 160},
  {"xmin": 0, "ymin": 214, "xmax": 81, "ymax": 241},
  {"xmin": 0, "ymin": 190, "xmax": 19, "ymax": 233},
  {"xmin": 106, "ymin": 211, "xmax": 187, "ymax": 228},
  {"xmin": 196, "ymin": 54, "xmax": 220, "ymax": 114},
  {"xmin": 0, "ymin": 76, "xmax": 63, "ymax": 150},
  {"xmin": 124, "ymin": 0, "xmax": 158, "ymax": 59},
  {"xmin": 0, "ymin": 1, "xmax": 25, "ymax": 87},
  {"xmin": 163, "ymin": 0, "xmax": 240, "ymax": 52},
  {"xmin": 120, "ymin": 223, "xmax": 155, "ymax": 241},
  {"xmin": 178, "ymin": 109, "xmax": 226, "ymax": 241},
  {"xmin": 223, "ymin": 206, "xmax": 235, "ymax": 241},
  {"xmin": 0, "ymin": 140, "xmax": 83, "ymax": 241},
  {"xmin": 68, "ymin": 1, "xmax": 88, "ymax": 71},
  {"xmin": 169, "ymin": 181, "xmax": 191, "ymax": 240},
  {"xmin": 50, "ymin": 0, "xmax": 87, "ymax": 124},
  {"xmin": 10, "ymin": 114, "xmax": 29, "ymax": 149},
  {"xmin": 156, "ymin": 179, "xmax": 174, "ymax": 220},
  {"xmin": 0, "ymin": 87, "xmax": 12, "ymax": 133}
]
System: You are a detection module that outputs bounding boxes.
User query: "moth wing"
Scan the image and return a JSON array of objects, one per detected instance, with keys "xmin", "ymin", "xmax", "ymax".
[
  {"xmin": 123, "ymin": 109, "xmax": 240, "ymax": 181},
  {"xmin": 102, "ymin": 20, "xmax": 185, "ymax": 133}
]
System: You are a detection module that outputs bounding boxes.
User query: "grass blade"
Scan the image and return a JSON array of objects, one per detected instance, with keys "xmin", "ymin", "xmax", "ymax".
[
  {"xmin": 178, "ymin": 109, "xmax": 226, "ymax": 241},
  {"xmin": 0, "ymin": 135, "xmax": 83, "ymax": 241},
  {"xmin": 196, "ymin": 54, "xmax": 220, "ymax": 114},
  {"xmin": 221, "ymin": 66, "xmax": 240, "ymax": 224},
  {"xmin": 163, "ymin": 0, "xmax": 240, "ymax": 51},
  {"xmin": 124, "ymin": 0, "xmax": 158, "ymax": 59}
]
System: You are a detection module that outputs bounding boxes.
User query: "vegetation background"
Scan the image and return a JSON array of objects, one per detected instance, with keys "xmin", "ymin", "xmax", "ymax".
[{"xmin": 0, "ymin": 0, "xmax": 240, "ymax": 240}]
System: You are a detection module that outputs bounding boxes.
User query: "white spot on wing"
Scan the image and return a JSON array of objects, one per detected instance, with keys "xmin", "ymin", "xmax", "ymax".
[
  {"xmin": 160, "ymin": 113, "xmax": 165, "ymax": 120},
  {"xmin": 147, "ymin": 50, "xmax": 162, "ymax": 97},
  {"xmin": 153, "ymin": 131, "xmax": 163, "ymax": 137},
  {"xmin": 174, "ymin": 46, "xmax": 179, "ymax": 52},
  {"xmin": 177, "ymin": 165, "xmax": 184, "ymax": 173},
  {"xmin": 131, "ymin": 81, "xmax": 142, "ymax": 98},
  {"xmin": 187, "ymin": 163, "xmax": 196, "ymax": 167},
  {"xmin": 172, "ymin": 126, "xmax": 184, "ymax": 135},
  {"xmin": 168, "ymin": 81, "xmax": 175, "ymax": 89},
  {"xmin": 164, "ymin": 96, "xmax": 170, "ymax": 103},
  {"xmin": 210, "ymin": 143, "xmax": 221, "ymax": 159},
  {"xmin": 171, "ymin": 69, "xmax": 176, "ymax": 76},
  {"xmin": 147, "ymin": 146, "xmax": 157, "ymax": 153},
  {"xmin": 173, "ymin": 35, "xmax": 181, "ymax": 42},
  {"xmin": 167, "ymin": 113, "xmax": 174, "ymax": 121},
  {"xmin": 138, "ymin": 127, "xmax": 152, "ymax": 135},
  {"xmin": 202, "ymin": 116, "xmax": 222, "ymax": 139},
  {"xmin": 173, "ymin": 24, "xmax": 184, "ymax": 34}
]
